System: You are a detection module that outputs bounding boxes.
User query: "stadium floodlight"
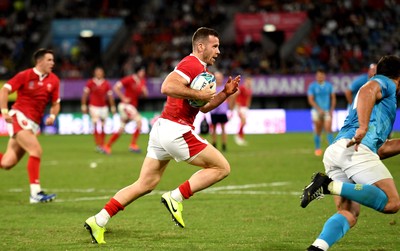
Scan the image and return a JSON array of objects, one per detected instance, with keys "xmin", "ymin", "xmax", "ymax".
[
  {"xmin": 80, "ymin": 30, "xmax": 94, "ymax": 37},
  {"xmin": 263, "ymin": 24, "xmax": 276, "ymax": 32}
]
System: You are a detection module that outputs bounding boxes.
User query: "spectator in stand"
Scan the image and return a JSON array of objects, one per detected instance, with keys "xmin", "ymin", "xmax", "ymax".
[
  {"xmin": 233, "ymin": 76, "xmax": 252, "ymax": 146},
  {"xmin": 0, "ymin": 48, "xmax": 59, "ymax": 203},
  {"xmin": 345, "ymin": 63, "xmax": 377, "ymax": 109},
  {"xmin": 81, "ymin": 66, "xmax": 116, "ymax": 152},
  {"xmin": 307, "ymin": 68, "xmax": 336, "ymax": 156},
  {"xmin": 102, "ymin": 67, "xmax": 148, "ymax": 154}
]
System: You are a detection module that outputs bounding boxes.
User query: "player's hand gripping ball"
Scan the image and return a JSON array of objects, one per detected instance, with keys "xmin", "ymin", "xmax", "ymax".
[{"xmin": 188, "ymin": 72, "xmax": 216, "ymax": 107}]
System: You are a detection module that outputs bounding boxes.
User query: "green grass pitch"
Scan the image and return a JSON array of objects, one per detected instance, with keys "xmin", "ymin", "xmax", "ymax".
[{"xmin": 0, "ymin": 133, "xmax": 399, "ymax": 250}]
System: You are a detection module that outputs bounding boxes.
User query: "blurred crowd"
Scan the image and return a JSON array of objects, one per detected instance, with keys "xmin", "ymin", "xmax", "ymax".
[
  {"xmin": 1, "ymin": 0, "xmax": 400, "ymax": 79},
  {"xmin": 0, "ymin": 0, "xmax": 55, "ymax": 79}
]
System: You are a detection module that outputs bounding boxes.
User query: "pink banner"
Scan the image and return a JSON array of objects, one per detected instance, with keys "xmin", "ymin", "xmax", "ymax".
[{"xmin": 234, "ymin": 12, "xmax": 308, "ymax": 44}]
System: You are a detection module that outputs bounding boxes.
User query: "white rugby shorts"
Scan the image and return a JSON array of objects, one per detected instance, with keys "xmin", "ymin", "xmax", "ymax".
[
  {"xmin": 311, "ymin": 109, "xmax": 331, "ymax": 122},
  {"xmin": 146, "ymin": 118, "xmax": 208, "ymax": 162},
  {"xmin": 7, "ymin": 109, "xmax": 40, "ymax": 137},
  {"xmin": 323, "ymin": 139, "xmax": 392, "ymax": 185},
  {"xmin": 88, "ymin": 105, "xmax": 109, "ymax": 122},
  {"xmin": 118, "ymin": 103, "xmax": 141, "ymax": 123}
]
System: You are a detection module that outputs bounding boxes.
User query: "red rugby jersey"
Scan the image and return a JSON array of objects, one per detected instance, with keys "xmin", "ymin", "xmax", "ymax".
[
  {"xmin": 236, "ymin": 85, "xmax": 252, "ymax": 107},
  {"xmin": 119, "ymin": 74, "xmax": 146, "ymax": 107},
  {"xmin": 6, "ymin": 68, "xmax": 60, "ymax": 124},
  {"xmin": 160, "ymin": 54, "xmax": 207, "ymax": 127},
  {"xmin": 84, "ymin": 78, "xmax": 112, "ymax": 107}
]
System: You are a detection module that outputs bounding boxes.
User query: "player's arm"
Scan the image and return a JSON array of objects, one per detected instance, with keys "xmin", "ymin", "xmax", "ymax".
[
  {"xmin": 0, "ymin": 85, "xmax": 12, "ymax": 123},
  {"xmin": 113, "ymin": 81, "xmax": 129, "ymax": 103},
  {"xmin": 45, "ymin": 101, "xmax": 60, "ymax": 125},
  {"xmin": 346, "ymin": 80, "xmax": 382, "ymax": 150},
  {"xmin": 246, "ymin": 91, "xmax": 252, "ymax": 108},
  {"xmin": 200, "ymin": 75, "xmax": 240, "ymax": 113},
  {"xmin": 161, "ymin": 71, "xmax": 214, "ymax": 101},
  {"xmin": 141, "ymin": 84, "xmax": 149, "ymax": 98},
  {"xmin": 307, "ymin": 94, "xmax": 321, "ymax": 113},
  {"xmin": 330, "ymin": 91, "xmax": 336, "ymax": 114},
  {"xmin": 344, "ymin": 88, "xmax": 353, "ymax": 104},
  {"xmin": 107, "ymin": 90, "xmax": 116, "ymax": 114},
  {"xmin": 81, "ymin": 87, "xmax": 89, "ymax": 113}
]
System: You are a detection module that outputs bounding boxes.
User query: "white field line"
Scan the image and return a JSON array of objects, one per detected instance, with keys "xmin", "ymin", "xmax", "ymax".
[{"xmin": 6, "ymin": 182, "xmax": 302, "ymax": 203}]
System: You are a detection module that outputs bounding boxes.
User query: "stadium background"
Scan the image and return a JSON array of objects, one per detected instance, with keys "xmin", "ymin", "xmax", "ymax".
[{"xmin": 1, "ymin": 0, "xmax": 400, "ymax": 134}]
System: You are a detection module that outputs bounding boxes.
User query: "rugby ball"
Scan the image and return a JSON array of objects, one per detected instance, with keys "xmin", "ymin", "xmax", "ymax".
[{"xmin": 188, "ymin": 72, "xmax": 216, "ymax": 107}]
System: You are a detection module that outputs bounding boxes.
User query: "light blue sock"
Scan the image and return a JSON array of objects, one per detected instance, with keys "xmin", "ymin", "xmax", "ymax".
[
  {"xmin": 314, "ymin": 134, "xmax": 321, "ymax": 149},
  {"xmin": 340, "ymin": 183, "xmax": 388, "ymax": 212},
  {"xmin": 327, "ymin": 133, "xmax": 334, "ymax": 145},
  {"xmin": 317, "ymin": 213, "xmax": 350, "ymax": 248}
]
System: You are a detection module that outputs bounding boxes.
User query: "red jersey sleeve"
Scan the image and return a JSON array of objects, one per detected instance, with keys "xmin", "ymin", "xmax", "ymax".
[
  {"xmin": 175, "ymin": 55, "xmax": 207, "ymax": 84},
  {"xmin": 6, "ymin": 71, "xmax": 27, "ymax": 92}
]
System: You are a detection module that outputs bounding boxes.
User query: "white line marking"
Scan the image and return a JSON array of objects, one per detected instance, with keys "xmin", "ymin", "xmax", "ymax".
[{"xmin": 5, "ymin": 182, "xmax": 301, "ymax": 203}]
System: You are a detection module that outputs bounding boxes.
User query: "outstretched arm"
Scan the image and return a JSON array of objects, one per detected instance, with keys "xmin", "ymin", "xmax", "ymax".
[{"xmin": 200, "ymin": 75, "xmax": 240, "ymax": 113}]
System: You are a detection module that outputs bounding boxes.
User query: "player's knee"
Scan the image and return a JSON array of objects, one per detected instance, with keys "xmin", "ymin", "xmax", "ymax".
[
  {"xmin": 384, "ymin": 200, "xmax": 400, "ymax": 214},
  {"xmin": 139, "ymin": 177, "xmax": 160, "ymax": 194},
  {"xmin": 338, "ymin": 210, "xmax": 358, "ymax": 227},
  {"xmin": 217, "ymin": 161, "xmax": 230, "ymax": 180},
  {"xmin": 0, "ymin": 159, "xmax": 17, "ymax": 170}
]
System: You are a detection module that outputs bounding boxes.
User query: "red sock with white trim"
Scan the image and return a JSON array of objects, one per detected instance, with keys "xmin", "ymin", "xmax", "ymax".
[
  {"xmin": 27, "ymin": 156, "xmax": 41, "ymax": 196},
  {"xmin": 95, "ymin": 198, "xmax": 125, "ymax": 227},
  {"xmin": 106, "ymin": 133, "xmax": 120, "ymax": 147},
  {"xmin": 174, "ymin": 180, "xmax": 193, "ymax": 201},
  {"xmin": 100, "ymin": 130, "xmax": 106, "ymax": 145},
  {"xmin": 94, "ymin": 130, "xmax": 100, "ymax": 146},
  {"xmin": 238, "ymin": 124, "xmax": 244, "ymax": 138},
  {"xmin": 131, "ymin": 128, "xmax": 140, "ymax": 145}
]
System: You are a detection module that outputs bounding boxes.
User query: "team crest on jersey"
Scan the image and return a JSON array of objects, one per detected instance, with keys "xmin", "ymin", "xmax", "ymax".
[
  {"xmin": 28, "ymin": 81, "xmax": 35, "ymax": 89},
  {"xmin": 47, "ymin": 83, "xmax": 52, "ymax": 91}
]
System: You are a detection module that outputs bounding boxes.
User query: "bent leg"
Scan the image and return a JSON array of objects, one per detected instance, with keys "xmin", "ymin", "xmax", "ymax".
[
  {"xmin": 1, "ymin": 137, "xmax": 26, "ymax": 169},
  {"xmin": 15, "ymin": 130, "xmax": 45, "ymax": 197},
  {"xmin": 378, "ymin": 138, "xmax": 400, "ymax": 160},
  {"xmin": 310, "ymin": 197, "xmax": 359, "ymax": 250},
  {"xmin": 186, "ymin": 144, "xmax": 230, "ymax": 193},
  {"xmin": 114, "ymin": 157, "xmax": 170, "ymax": 206},
  {"xmin": 374, "ymin": 178, "xmax": 400, "ymax": 213}
]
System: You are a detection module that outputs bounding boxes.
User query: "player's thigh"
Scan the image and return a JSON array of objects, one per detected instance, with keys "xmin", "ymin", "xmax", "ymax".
[
  {"xmin": 2, "ymin": 137, "xmax": 26, "ymax": 167},
  {"xmin": 189, "ymin": 144, "xmax": 229, "ymax": 170},
  {"xmin": 15, "ymin": 130, "xmax": 42, "ymax": 156}
]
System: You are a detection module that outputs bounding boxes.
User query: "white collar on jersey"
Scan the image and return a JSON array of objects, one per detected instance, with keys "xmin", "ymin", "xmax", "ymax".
[
  {"xmin": 33, "ymin": 67, "xmax": 48, "ymax": 81},
  {"xmin": 190, "ymin": 53, "xmax": 207, "ymax": 69}
]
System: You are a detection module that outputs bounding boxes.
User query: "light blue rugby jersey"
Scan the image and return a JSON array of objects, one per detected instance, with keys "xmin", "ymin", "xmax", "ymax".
[
  {"xmin": 307, "ymin": 81, "xmax": 334, "ymax": 111},
  {"xmin": 350, "ymin": 73, "xmax": 369, "ymax": 99},
  {"xmin": 335, "ymin": 75, "xmax": 397, "ymax": 153}
]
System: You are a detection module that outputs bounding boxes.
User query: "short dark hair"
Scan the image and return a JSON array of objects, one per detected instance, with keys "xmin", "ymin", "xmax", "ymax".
[
  {"xmin": 376, "ymin": 55, "xmax": 400, "ymax": 79},
  {"xmin": 192, "ymin": 27, "xmax": 219, "ymax": 46},
  {"xmin": 33, "ymin": 48, "xmax": 53, "ymax": 63}
]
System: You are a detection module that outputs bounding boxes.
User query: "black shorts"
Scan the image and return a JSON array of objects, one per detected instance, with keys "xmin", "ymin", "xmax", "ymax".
[{"xmin": 211, "ymin": 114, "xmax": 228, "ymax": 125}]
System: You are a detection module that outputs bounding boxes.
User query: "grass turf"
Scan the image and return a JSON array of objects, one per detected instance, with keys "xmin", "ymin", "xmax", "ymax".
[{"xmin": 0, "ymin": 133, "xmax": 399, "ymax": 250}]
